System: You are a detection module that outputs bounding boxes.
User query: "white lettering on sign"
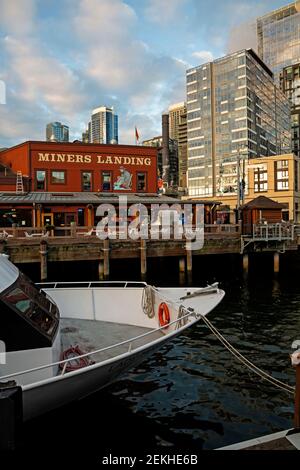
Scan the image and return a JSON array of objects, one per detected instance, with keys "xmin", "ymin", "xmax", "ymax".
[{"xmin": 37, "ymin": 153, "xmax": 152, "ymax": 165}]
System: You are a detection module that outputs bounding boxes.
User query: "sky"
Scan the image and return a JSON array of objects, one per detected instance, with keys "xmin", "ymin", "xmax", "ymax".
[{"xmin": 0, "ymin": 0, "xmax": 290, "ymax": 147}]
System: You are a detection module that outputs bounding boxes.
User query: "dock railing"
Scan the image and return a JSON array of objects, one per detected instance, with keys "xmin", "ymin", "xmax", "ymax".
[
  {"xmin": 0, "ymin": 223, "xmax": 242, "ymax": 240},
  {"xmin": 251, "ymin": 222, "xmax": 294, "ymax": 241}
]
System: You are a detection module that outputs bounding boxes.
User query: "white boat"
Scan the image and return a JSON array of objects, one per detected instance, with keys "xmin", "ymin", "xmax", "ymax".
[{"xmin": 0, "ymin": 254, "xmax": 224, "ymax": 422}]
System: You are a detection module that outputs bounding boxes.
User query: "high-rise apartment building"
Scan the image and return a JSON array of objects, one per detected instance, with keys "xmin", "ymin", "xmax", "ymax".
[
  {"xmin": 89, "ymin": 106, "xmax": 118, "ymax": 144},
  {"xmin": 257, "ymin": 2, "xmax": 300, "ymax": 81},
  {"xmin": 186, "ymin": 49, "xmax": 291, "ymax": 198},
  {"xmin": 168, "ymin": 102, "xmax": 188, "ymax": 189},
  {"xmin": 168, "ymin": 102, "xmax": 186, "ymax": 141},
  {"xmin": 178, "ymin": 110, "xmax": 188, "ymax": 188},
  {"xmin": 46, "ymin": 122, "xmax": 69, "ymax": 142},
  {"xmin": 280, "ymin": 62, "xmax": 300, "ymax": 157}
]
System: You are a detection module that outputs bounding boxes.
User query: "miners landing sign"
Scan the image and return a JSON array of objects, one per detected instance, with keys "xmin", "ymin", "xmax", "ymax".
[{"xmin": 37, "ymin": 153, "xmax": 152, "ymax": 166}]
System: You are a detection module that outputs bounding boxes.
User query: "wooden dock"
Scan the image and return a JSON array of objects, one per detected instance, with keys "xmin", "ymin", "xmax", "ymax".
[{"xmin": 0, "ymin": 223, "xmax": 298, "ymax": 280}]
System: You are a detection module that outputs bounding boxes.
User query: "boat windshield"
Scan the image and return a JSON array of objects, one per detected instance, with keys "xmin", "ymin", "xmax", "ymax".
[{"xmin": 3, "ymin": 285, "xmax": 57, "ymax": 336}]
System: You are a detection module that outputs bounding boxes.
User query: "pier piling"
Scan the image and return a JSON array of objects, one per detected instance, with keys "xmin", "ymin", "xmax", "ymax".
[
  {"xmin": 103, "ymin": 239, "xmax": 110, "ymax": 278},
  {"xmin": 274, "ymin": 252, "xmax": 280, "ymax": 273},
  {"xmin": 179, "ymin": 257, "xmax": 186, "ymax": 273},
  {"xmin": 186, "ymin": 249, "xmax": 192, "ymax": 273},
  {"xmin": 98, "ymin": 260, "xmax": 104, "ymax": 280},
  {"xmin": 242, "ymin": 253, "xmax": 249, "ymax": 274},
  {"xmin": 39, "ymin": 240, "xmax": 48, "ymax": 281},
  {"xmin": 140, "ymin": 239, "xmax": 147, "ymax": 276}
]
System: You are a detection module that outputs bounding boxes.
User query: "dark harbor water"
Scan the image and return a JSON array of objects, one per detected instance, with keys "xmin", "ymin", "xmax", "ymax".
[{"xmin": 17, "ymin": 253, "xmax": 300, "ymax": 457}]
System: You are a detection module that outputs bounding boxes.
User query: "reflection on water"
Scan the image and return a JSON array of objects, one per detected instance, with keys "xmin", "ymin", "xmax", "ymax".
[{"xmin": 19, "ymin": 252, "xmax": 300, "ymax": 452}]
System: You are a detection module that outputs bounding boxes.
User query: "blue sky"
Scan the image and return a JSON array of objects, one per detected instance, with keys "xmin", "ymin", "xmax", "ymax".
[{"xmin": 0, "ymin": 0, "xmax": 288, "ymax": 147}]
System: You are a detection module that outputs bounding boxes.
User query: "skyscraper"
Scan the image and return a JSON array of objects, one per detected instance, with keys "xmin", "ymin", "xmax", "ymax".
[
  {"xmin": 168, "ymin": 103, "xmax": 187, "ymax": 189},
  {"xmin": 186, "ymin": 49, "xmax": 291, "ymax": 198},
  {"xmin": 168, "ymin": 102, "xmax": 186, "ymax": 141},
  {"xmin": 46, "ymin": 122, "xmax": 69, "ymax": 142},
  {"xmin": 89, "ymin": 106, "xmax": 118, "ymax": 144},
  {"xmin": 257, "ymin": 2, "xmax": 300, "ymax": 81},
  {"xmin": 280, "ymin": 62, "xmax": 300, "ymax": 157}
]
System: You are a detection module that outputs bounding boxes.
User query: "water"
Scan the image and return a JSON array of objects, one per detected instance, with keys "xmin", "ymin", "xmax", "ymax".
[{"xmin": 17, "ymin": 253, "xmax": 300, "ymax": 457}]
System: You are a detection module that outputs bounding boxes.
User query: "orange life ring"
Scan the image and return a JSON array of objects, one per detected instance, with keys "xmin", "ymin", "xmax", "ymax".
[{"xmin": 158, "ymin": 302, "xmax": 170, "ymax": 328}]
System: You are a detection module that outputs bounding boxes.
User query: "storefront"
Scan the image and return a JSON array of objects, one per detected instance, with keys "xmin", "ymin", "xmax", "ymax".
[{"xmin": 0, "ymin": 141, "xmax": 158, "ymax": 194}]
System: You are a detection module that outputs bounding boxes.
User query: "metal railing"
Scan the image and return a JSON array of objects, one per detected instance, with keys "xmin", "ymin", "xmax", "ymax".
[
  {"xmin": 0, "ymin": 301, "xmax": 199, "ymax": 382},
  {"xmin": 37, "ymin": 280, "xmax": 147, "ymax": 289},
  {"xmin": 251, "ymin": 223, "xmax": 294, "ymax": 241}
]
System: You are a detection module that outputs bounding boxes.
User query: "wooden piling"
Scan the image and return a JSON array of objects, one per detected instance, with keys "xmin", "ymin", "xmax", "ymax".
[
  {"xmin": 186, "ymin": 249, "xmax": 192, "ymax": 272},
  {"xmin": 242, "ymin": 253, "xmax": 249, "ymax": 273},
  {"xmin": 274, "ymin": 252, "xmax": 280, "ymax": 274},
  {"xmin": 140, "ymin": 239, "xmax": 147, "ymax": 275},
  {"xmin": 103, "ymin": 239, "xmax": 110, "ymax": 278},
  {"xmin": 39, "ymin": 240, "xmax": 48, "ymax": 281},
  {"xmin": 179, "ymin": 257, "xmax": 185, "ymax": 273},
  {"xmin": 98, "ymin": 260, "xmax": 104, "ymax": 280}
]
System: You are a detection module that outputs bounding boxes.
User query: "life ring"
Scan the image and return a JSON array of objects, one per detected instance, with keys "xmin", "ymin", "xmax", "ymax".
[{"xmin": 158, "ymin": 302, "xmax": 170, "ymax": 328}]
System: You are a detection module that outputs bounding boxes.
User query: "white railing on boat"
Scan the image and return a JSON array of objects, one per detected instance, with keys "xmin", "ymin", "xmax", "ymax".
[
  {"xmin": 0, "ymin": 304, "xmax": 198, "ymax": 382},
  {"xmin": 36, "ymin": 280, "xmax": 148, "ymax": 289}
]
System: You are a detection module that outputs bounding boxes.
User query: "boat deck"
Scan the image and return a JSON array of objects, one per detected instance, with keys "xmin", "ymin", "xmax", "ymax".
[{"xmin": 60, "ymin": 318, "xmax": 162, "ymax": 364}]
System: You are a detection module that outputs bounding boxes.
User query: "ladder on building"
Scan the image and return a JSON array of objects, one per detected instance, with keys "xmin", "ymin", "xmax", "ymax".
[{"xmin": 16, "ymin": 171, "xmax": 24, "ymax": 194}]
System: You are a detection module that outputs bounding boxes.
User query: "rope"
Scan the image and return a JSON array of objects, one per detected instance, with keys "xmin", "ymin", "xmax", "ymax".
[
  {"xmin": 198, "ymin": 313, "xmax": 295, "ymax": 395},
  {"xmin": 141, "ymin": 285, "xmax": 155, "ymax": 318},
  {"xmin": 176, "ymin": 305, "xmax": 189, "ymax": 330},
  {"xmin": 150, "ymin": 286, "xmax": 295, "ymax": 395}
]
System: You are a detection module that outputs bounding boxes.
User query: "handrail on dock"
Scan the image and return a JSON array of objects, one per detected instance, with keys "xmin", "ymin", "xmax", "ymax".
[{"xmin": 0, "ymin": 223, "xmax": 241, "ymax": 239}]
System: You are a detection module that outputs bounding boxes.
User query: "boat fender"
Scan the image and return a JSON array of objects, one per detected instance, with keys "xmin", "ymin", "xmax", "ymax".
[{"xmin": 158, "ymin": 302, "xmax": 170, "ymax": 328}]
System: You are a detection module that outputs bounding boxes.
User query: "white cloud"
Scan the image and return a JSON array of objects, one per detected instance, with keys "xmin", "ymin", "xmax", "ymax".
[
  {"xmin": 0, "ymin": 0, "xmax": 36, "ymax": 36},
  {"xmin": 227, "ymin": 20, "xmax": 257, "ymax": 54},
  {"xmin": 4, "ymin": 36, "xmax": 85, "ymax": 116},
  {"xmin": 0, "ymin": 0, "xmax": 187, "ymax": 146},
  {"xmin": 145, "ymin": 0, "xmax": 188, "ymax": 24},
  {"xmin": 191, "ymin": 50, "xmax": 214, "ymax": 64}
]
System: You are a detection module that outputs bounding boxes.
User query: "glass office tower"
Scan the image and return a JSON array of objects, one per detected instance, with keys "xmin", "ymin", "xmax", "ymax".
[
  {"xmin": 186, "ymin": 49, "xmax": 291, "ymax": 197},
  {"xmin": 90, "ymin": 106, "xmax": 118, "ymax": 144},
  {"xmin": 280, "ymin": 62, "xmax": 300, "ymax": 157},
  {"xmin": 46, "ymin": 122, "xmax": 69, "ymax": 142},
  {"xmin": 257, "ymin": 2, "xmax": 300, "ymax": 81}
]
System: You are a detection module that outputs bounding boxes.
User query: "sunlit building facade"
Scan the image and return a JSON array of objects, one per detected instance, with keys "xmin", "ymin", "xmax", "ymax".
[
  {"xmin": 257, "ymin": 2, "xmax": 300, "ymax": 81},
  {"xmin": 186, "ymin": 49, "xmax": 291, "ymax": 198},
  {"xmin": 280, "ymin": 62, "xmax": 300, "ymax": 157}
]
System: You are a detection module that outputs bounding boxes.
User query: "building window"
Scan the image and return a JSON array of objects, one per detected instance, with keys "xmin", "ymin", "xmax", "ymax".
[
  {"xmin": 254, "ymin": 166, "xmax": 268, "ymax": 192},
  {"xmin": 82, "ymin": 172, "xmax": 92, "ymax": 191},
  {"xmin": 51, "ymin": 171, "xmax": 66, "ymax": 184},
  {"xmin": 137, "ymin": 172, "xmax": 147, "ymax": 191},
  {"xmin": 102, "ymin": 171, "xmax": 112, "ymax": 191},
  {"xmin": 275, "ymin": 161, "xmax": 289, "ymax": 191},
  {"xmin": 35, "ymin": 170, "xmax": 46, "ymax": 190}
]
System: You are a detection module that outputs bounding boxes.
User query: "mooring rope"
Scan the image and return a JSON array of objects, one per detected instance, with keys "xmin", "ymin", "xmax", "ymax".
[
  {"xmin": 150, "ymin": 286, "xmax": 295, "ymax": 395},
  {"xmin": 141, "ymin": 285, "xmax": 155, "ymax": 318},
  {"xmin": 197, "ymin": 312, "xmax": 295, "ymax": 395}
]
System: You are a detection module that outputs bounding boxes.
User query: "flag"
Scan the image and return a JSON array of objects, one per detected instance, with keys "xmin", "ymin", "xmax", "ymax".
[{"xmin": 135, "ymin": 126, "xmax": 139, "ymax": 143}]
